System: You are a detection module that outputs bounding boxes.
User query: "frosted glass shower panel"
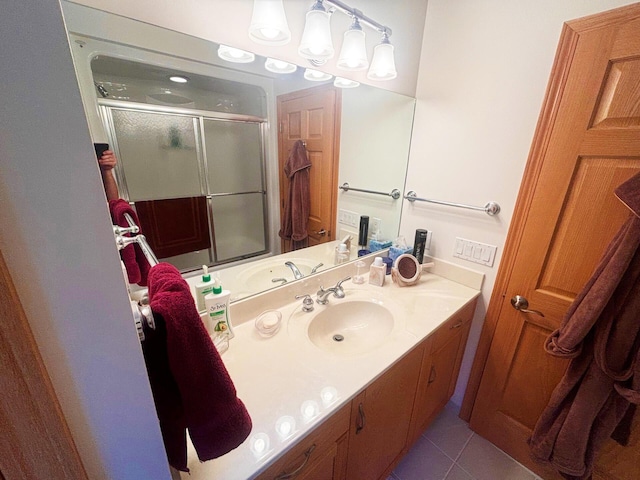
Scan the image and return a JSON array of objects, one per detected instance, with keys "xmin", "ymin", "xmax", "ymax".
[
  {"xmin": 204, "ymin": 120, "xmax": 263, "ymax": 194},
  {"xmin": 212, "ymin": 193, "xmax": 266, "ymax": 261},
  {"xmin": 112, "ymin": 110, "xmax": 201, "ymax": 201}
]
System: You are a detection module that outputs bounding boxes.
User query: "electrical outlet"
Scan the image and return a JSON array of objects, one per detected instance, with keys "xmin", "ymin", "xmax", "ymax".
[{"xmin": 370, "ymin": 217, "xmax": 382, "ymax": 235}]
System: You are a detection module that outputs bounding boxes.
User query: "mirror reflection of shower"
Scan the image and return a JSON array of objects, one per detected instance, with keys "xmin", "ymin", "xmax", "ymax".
[{"xmin": 92, "ymin": 56, "xmax": 269, "ymax": 272}]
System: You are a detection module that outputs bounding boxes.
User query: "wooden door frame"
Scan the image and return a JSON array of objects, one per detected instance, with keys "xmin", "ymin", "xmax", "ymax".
[
  {"xmin": 460, "ymin": 2, "xmax": 640, "ymax": 421},
  {"xmin": 0, "ymin": 248, "xmax": 88, "ymax": 479},
  {"xmin": 276, "ymin": 83, "xmax": 342, "ymax": 252}
]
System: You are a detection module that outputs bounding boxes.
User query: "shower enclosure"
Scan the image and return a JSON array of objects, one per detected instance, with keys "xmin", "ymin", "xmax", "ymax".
[{"xmin": 93, "ymin": 57, "xmax": 269, "ymax": 271}]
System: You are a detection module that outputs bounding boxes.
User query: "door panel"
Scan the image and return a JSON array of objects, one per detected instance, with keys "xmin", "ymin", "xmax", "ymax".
[
  {"xmin": 468, "ymin": 5, "xmax": 640, "ymax": 479},
  {"xmin": 278, "ymin": 85, "xmax": 340, "ymax": 252}
]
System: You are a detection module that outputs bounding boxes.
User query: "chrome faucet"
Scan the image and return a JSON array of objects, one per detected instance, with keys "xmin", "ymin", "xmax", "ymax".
[
  {"xmin": 285, "ymin": 261, "xmax": 304, "ymax": 279},
  {"xmin": 316, "ymin": 276, "xmax": 352, "ymax": 305},
  {"xmin": 311, "ymin": 263, "xmax": 324, "ymax": 274}
]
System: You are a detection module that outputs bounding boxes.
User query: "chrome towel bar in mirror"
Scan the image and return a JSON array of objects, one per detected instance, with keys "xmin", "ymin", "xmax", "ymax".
[{"xmin": 339, "ymin": 182, "xmax": 401, "ymax": 200}]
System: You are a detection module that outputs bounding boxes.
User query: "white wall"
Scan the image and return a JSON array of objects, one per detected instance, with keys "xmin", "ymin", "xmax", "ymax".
[
  {"xmin": 404, "ymin": 0, "xmax": 637, "ymax": 407},
  {"xmin": 0, "ymin": 2, "xmax": 170, "ymax": 479}
]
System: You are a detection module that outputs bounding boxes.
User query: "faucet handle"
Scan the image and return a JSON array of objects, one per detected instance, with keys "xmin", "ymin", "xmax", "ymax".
[
  {"xmin": 336, "ymin": 276, "xmax": 351, "ymax": 289},
  {"xmin": 295, "ymin": 294, "xmax": 315, "ymax": 312}
]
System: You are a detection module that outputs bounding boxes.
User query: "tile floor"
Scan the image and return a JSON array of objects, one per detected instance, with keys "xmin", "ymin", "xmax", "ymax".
[{"xmin": 388, "ymin": 403, "xmax": 543, "ymax": 480}]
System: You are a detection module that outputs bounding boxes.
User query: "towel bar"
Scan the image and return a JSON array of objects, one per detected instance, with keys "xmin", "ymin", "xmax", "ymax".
[
  {"xmin": 404, "ymin": 191, "xmax": 500, "ymax": 216},
  {"xmin": 339, "ymin": 182, "xmax": 401, "ymax": 200}
]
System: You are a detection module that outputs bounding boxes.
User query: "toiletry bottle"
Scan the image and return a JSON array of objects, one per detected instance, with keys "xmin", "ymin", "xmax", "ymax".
[
  {"xmin": 335, "ymin": 242, "xmax": 350, "ymax": 265},
  {"xmin": 358, "ymin": 215, "xmax": 370, "ymax": 256},
  {"xmin": 195, "ymin": 265, "xmax": 215, "ymax": 312},
  {"xmin": 369, "ymin": 256, "xmax": 386, "ymax": 286},
  {"xmin": 204, "ymin": 278, "xmax": 234, "ymax": 340},
  {"xmin": 412, "ymin": 229, "xmax": 428, "ymax": 264}
]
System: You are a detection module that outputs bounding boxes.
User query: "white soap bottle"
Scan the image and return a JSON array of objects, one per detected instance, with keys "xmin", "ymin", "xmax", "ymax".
[
  {"xmin": 369, "ymin": 257, "xmax": 386, "ymax": 286},
  {"xmin": 204, "ymin": 278, "xmax": 234, "ymax": 340},
  {"xmin": 194, "ymin": 265, "xmax": 214, "ymax": 312},
  {"xmin": 334, "ymin": 242, "xmax": 350, "ymax": 265}
]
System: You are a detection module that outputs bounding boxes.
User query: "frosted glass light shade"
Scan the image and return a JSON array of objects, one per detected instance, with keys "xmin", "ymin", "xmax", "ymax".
[
  {"xmin": 334, "ymin": 77, "xmax": 360, "ymax": 88},
  {"xmin": 217, "ymin": 45, "xmax": 255, "ymax": 64},
  {"xmin": 304, "ymin": 68, "xmax": 332, "ymax": 82},
  {"xmin": 265, "ymin": 58, "xmax": 297, "ymax": 74},
  {"xmin": 337, "ymin": 28, "xmax": 368, "ymax": 71},
  {"xmin": 367, "ymin": 42, "xmax": 397, "ymax": 80},
  {"xmin": 298, "ymin": 9, "xmax": 334, "ymax": 61},
  {"xmin": 249, "ymin": 0, "xmax": 291, "ymax": 45}
]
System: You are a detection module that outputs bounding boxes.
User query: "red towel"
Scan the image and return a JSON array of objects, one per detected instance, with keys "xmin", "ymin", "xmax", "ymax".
[
  {"xmin": 109, "ymin": 199, "xmax": 151, "ymax": 286},
  {"xmin": 146, "ymin": 263, "xmax": 252, "ymax": 471}
]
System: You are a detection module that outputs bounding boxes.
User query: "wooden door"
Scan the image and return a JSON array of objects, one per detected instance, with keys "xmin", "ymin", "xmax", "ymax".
[
  {"xmin": 466, "ymin": 4, "xmax": 640, "ymax": 479},
  {"xmin": 0, "ymin": 249, "xmax": 88, "ymax": 479},
  {"xmin": 277, "ymin": 84, "xmax": 341, "ymax": 252}
]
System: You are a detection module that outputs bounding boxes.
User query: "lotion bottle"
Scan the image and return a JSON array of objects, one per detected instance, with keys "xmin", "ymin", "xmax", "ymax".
[
  {"xmin": 369, "ymin": 256, "xmax": 386, "ymax": 286},
  {"xmin": 204, "ymin": 278, "xmax": 234, "ymax": 340},
  {"xmin": 334, "ymin": 242, "xmax": 350, "ymax": 265},
  {"xmin": 195, "ymin": 265, "xmax": 214, "ymax": 312}
]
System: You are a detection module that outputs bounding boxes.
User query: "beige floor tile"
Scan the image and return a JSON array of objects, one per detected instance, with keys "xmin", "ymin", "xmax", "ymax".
[
  {"xmin": 393, "ymin": 436, "xmax": 453, "ymax": 480},
  {"xmin": 424, "ymin": 422, "xmax": 473, "ymax": 460},
  {"xmin": 444, "ymin": 464, "xmax": 474, "ymax": 480},
  {"xmin": 456, "ymin": 435, "xmax": 536, "ymax": 480}
]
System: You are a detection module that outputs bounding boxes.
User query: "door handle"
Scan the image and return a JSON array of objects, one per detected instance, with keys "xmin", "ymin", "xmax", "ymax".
[
  {"xmin": 315, "ymin": 229, "xmax": 327, "ymax": 236},
  {"xmin": 510, "ymin": 295, "xmax": 545, "ymax": 317}
]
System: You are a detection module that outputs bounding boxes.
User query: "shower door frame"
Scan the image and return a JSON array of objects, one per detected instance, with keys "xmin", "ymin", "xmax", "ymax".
[{"xmin": 98, "ymin": 99, "xmax": 270, "ymax": 271}]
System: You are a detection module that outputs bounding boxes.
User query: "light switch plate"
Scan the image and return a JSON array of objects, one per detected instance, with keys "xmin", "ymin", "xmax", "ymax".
[
  {"xmin": 453, "ymin": 237, "xmax": 497, "ymax": 267},
  {"xmin": 338, "ymin": 209, "xmax": 359, "ymax": 228}
]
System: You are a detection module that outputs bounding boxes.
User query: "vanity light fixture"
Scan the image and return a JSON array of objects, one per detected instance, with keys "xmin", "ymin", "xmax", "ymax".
[
  {"xmin": 248, "ymin": 0, "xmax": 291, "ymax": 45},
  {"xmin": 217, "ymin": 44, "xmax": 255, "ymax": 64},
  {"xmin": 336, "ymin": 16, "xmax": 368, "ymax": 71},
  {"xmin": 264, "ymin": 57, "xmax": 297, "ymax": 74},
  {"xmin": 275, "ymin": 415, "xmax": 297, "ymax": 440},
  {"xmin": 334, "ymin": 76, "xmax": 360, "ymax": 88},
  {"xmin": 304, "ymin": 68, "xmax": 333, "ymax": 82},
  {"xmin": 169, "ymin": 75, "xmax": 189, "ymax": 83},
  {"xmin": 367, "ymin": 30, "xmax": 397, "ymax": 80},
  {"xmin": 320, "ymin": 386, "xmax": 339, "ymax": 407},
  {"xmin": 300, "ymin": 400, "xmax": 320, "ymax": 422},
  {"xmin": 298, "ymin": 0, "xmax": 334, "ymax": 64},
  {"xmin": 249, "ymin": 432, "xmax": 271, "ymax": 459}
]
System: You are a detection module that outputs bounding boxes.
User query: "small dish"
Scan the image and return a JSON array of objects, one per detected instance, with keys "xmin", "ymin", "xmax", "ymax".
[{"xmin": 255, "ymin": 309, "xmax": 282, "ymax": 337}]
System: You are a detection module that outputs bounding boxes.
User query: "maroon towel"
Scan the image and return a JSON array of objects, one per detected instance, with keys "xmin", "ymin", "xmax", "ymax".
[
  {"xmin": 109, "ymin": 199, "xmax": 151, "ymax": 286},
  {"xmin": 146, "ymin": 263, "xmax": 252, "ymax": 471},
  {"xmin": 279, "ymin": 140, "xmax": 311, "ymax": 250}
]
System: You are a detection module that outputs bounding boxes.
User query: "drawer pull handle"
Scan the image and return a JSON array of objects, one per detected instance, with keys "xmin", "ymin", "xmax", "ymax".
[
  {"xmin": 275, "ymin": 444, "xmax": 317, "ymax": 479},
  {"xmin": 356, "ymin": 403, "xmax": 366, "ymax": 434},
  {"xmin": 428, "ymin": 365, "xmax": 437, "ymax": 385},
  {"xmin": 450, "ymin": 321, "xmax": 463, "ymax": 329}
]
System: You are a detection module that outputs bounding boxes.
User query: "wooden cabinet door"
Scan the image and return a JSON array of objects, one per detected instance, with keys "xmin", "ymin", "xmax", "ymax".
[
  {"xmin": 346, "ymin": 346, "xmax": 422, "ymax": 480},
  {"xmin": 256, "ymin": 403, "xmax": 349, "ymax": 480},
  {"xmin": 408, "ymin": 301, "xmax": 475, "ymax": 446},
  {"xmin": 467, "ymin": 5, "xmax": 640, "ymax": 479}
]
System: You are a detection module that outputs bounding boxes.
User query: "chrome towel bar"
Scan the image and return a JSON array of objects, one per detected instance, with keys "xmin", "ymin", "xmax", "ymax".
[
  {"xmin": 404, "ymin": 191, "xmax": 501, "ymax": 216},
  {"xmin": 339, "ymin": 182, "xmax": 401, "ymax": 200}
]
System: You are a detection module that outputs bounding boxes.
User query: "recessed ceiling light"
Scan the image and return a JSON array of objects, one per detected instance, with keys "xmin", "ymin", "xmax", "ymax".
[
  {"xmin": 217, "ymin": 45, "xmax": 255, "ymax": 64},
  {"xmin": 169, "ymin": 75, "xmax": 189, "ymax": 83},
  {"xmin": 264, "ymin": 58, "xmax": 297, "ymax": 74},
  {"xmin": 304, "ymin": 68, "xmax": 332, "ymax": 82}
]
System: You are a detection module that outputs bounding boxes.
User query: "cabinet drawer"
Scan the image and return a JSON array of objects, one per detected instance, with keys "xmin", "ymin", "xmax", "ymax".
[
  {"xmin": 255, "ymin": 402, "xmax": 350, "ymax": 480},
  {"xmin": 431, "ymin": 300, "xmax": 476, "ymax": 353}
]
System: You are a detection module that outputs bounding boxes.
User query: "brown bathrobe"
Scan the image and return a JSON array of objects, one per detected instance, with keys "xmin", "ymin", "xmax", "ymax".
[
  {"xmin": 279, "ymin": 140, "xmax": 311, "ymax": 250},
  {"xmin": 529, "ymin": 172, "xmax": 640, "ymax": 479}
]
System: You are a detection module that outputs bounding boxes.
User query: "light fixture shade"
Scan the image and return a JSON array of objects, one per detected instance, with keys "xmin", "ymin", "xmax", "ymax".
[
  {"xmin": 217, "ymin": 45, "xmax": 255, "ymax": 64},
  {"xmin": 265, "ymin": 58, "xmax": 297, "ymax": 74},
  {"xmin": 298, "ymin": 8, "xmax": 334, "ymax": 61},
  {"xmin": 334, "ymin": 77, "xmax": 360, "ymax": 88},
  {"xmin": 304, "ymin": 68, "xmax": 332, "ymax": 82},
  {"xmin": 337, "ymin": 20, "xmax": 368, "ymax": 71},
  {"xmin": 249, "ymin": 0, "xmax": 291, "ymax": 45},
  {"xmin": 367, "ymin": 41, "xmax": 397, "ymax": 80}
]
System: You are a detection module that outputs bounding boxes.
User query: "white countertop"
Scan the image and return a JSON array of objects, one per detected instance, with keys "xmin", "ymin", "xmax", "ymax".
[{"xmin": 178, "ymin": 257, "xmax": 482, "ymax": 480}]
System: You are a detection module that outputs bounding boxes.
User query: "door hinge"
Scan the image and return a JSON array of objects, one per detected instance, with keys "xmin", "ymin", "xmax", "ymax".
[{"xmin": 279, "ymin": 122, "xmax": 283, "ymax": 133}]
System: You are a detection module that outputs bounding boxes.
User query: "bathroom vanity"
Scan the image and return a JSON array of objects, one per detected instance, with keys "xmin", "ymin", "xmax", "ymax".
[{"xmin": 179, "ymin": 256, "xmax": 482, "ymax": 480}]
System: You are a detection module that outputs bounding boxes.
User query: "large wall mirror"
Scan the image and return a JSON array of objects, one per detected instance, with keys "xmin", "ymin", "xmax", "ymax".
[{"xmin": 63, "ymin": 1, "xmax": 415, "ymax": 302}]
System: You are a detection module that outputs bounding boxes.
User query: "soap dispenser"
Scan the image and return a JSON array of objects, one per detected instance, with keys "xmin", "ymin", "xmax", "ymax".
[
  {"xmin": 334, "ymin": 242, "xmax": 350, "ymax": 265},
  {"xmin": 369, "ymin": 257, "xmax": 386, "ymax": 286},
  {"xmin": 195, "ymin": 265, "xmax": 214, "ymax": 312}
]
